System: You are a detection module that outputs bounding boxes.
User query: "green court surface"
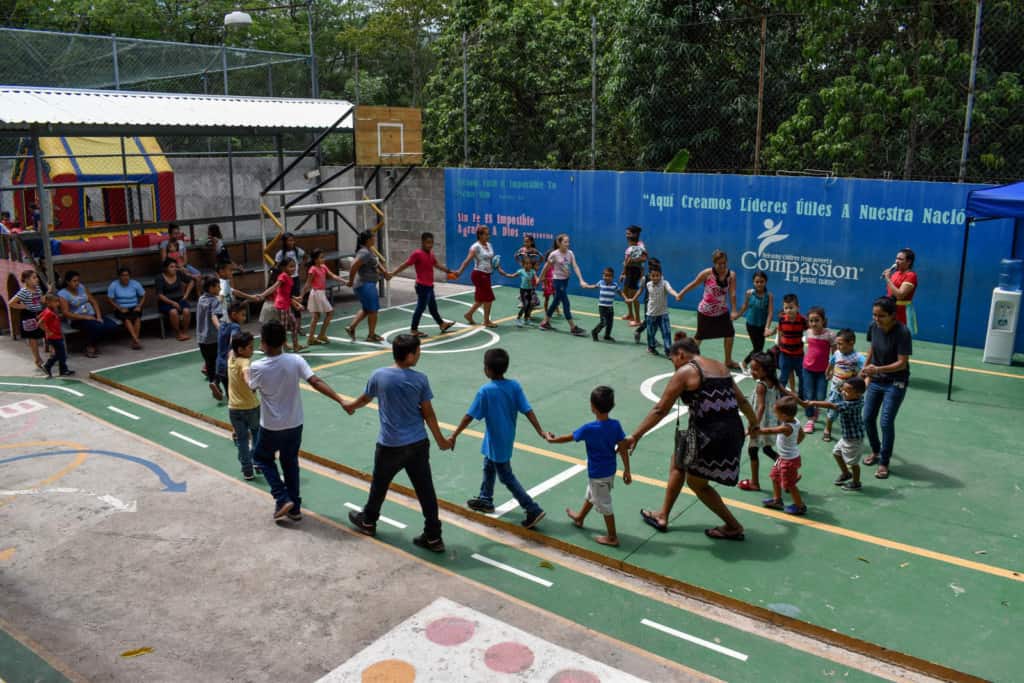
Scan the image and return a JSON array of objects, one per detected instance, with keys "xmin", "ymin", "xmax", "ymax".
[
  {"xmin": 0, "ymin": 378, "xmax": 887, "ymax": 682},
  {"xmin": 88, "ymin": 287, "xmax": 1023, "ymax": 681}
]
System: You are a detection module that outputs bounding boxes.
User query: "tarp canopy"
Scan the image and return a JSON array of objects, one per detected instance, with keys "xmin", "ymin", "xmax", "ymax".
[{"xmin": 965, "ymin": 180, "xmax": 1024, "ymax": 220}]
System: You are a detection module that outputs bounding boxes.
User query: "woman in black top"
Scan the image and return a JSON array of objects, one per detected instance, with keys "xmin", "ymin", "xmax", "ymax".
[
  {"xmin": 861, "ymin": 297, "xmax": 912, "ymax": 479},
  {"xmin": 618, "ymin": 333, "xmax": 759, "ymax": 540},
  {"xmin": 155, "ymin": 258, "xmax": 193, "ymax": 341}
]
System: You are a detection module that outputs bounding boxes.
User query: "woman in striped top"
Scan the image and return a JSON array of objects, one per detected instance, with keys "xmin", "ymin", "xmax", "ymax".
[{"xmin": 8, "ymin": 269, "xmax": 46, "ymax": 369}]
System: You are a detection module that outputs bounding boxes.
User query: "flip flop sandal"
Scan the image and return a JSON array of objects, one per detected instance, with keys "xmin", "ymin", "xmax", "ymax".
[
  {"xmin": 875, "ymin": 467, "xmax": 890, "ymax": 479},
  {"xmin": 366, "ymin": 335, "xmax": 385, "ymax": 343},
  {"xmin": 411, "ymin": 330, "xmax": 429, "ymax": 338},
  {"xmin": 484, "ymin": 322, "xmax": 499, "ymax": 328},
  {"xmin": 822, "ymin": 431, "xmax": 833, "ymax": 442},
  {"xmin": 863, "ymin": 455, "xmax": 879, "ymax": 466},
  {"xmin": 726, "ymin": 362, "xmax": 742, "ymax": 371},
  {"xmin": 705, "ymin": 527, "xmax": 745, "ymax": 541},
  {"xmin": 640, "ymin": 509, "xmax": 668, "ymax": 533},
  {"xmin": 440, "ymin": 322, "xmax": 455, "ymax": 333},
  {"xmin": 344, "ymin": 326, "xmax": 356, "ymax": 341},
  {"xmin": 738, "ymin": 479, "xmax": 761, "ymax": 491}
]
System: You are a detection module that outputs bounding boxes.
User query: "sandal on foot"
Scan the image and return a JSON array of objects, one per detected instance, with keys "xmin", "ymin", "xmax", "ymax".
[
  {"xmin": 726, "ymin": 361, "xmax": 742, "ymax": 372},
  {"xmin": 318, "ymin": 334, "xmax": 330, "ymax": 343},
  {"xmin": 863, "ymin": 454, "xmax": 879, "ymax": 466},
  {"xmin": 705, "ymin": 526, "xmax": 745, "ymax": 541},
  {"xmin": 875, "ymin": 466, "xmax": 890, "ymax": 479},
  {"xmin": 366, "ymin": 334, "xmax": 385, "ymax": 343},
  {"xmin": 640, "ymin": 509, "xmax": 668, "ymax": 533},
  {"xmin": 410, "ymin": 330, "xmax": 429, "ymax": 338},
  {"xmin": 440, "ymin": 321, "xmax": 455, "ymax": 333},
  {"xmin": 822, "ymin": 430, "xmax": 833, "ymax": 442},
  {"xmin": 762, "ymin": 498, "xmax": 784, "ymax": 510},
  {"xmin": 784, "ymin": 504, "xmax": 807, "ymax": 516},
  {"xmin": 738, "ymin": 479, "xmax": 761, "ymax": 491},
  {"xmin": 344, "ymin": 325, "xmax": 356, "ymax": 341},
  {"xmin": 834, "ymin": 472, "xmax": 853, "ymax": 486},
  {"xmin": 484, "ymin": 321, "xmax": 499, "ymax": 328}
]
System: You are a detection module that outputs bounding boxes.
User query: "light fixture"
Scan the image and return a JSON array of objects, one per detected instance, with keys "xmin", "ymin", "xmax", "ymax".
[{"xmin": 224, "ymin": 10, "xmax": 253, "ymax": 27}]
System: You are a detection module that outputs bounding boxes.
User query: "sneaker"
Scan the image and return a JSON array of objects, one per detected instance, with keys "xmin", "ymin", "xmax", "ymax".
[
  {"xmin": 647, "ymin": 347, "xmax": 659, "ymax": 356},
  {"xmin": 286, "ymin": 510, "xmax": 303, "ymax": 522},
  {"xmin": 43, "ymin": 366, "xmax": 53, "ymax": 378},
  {"xmin": 242, "ymin": 469, "xmax": 255, "ymax": 481},
  {"xmin": 591, "ymin": 328, "xmax": 599, "ymax": 341},
  {"xmin": 522, "ymin": 509, "xmax": 546, "ymax": 529},
  {"xmin": 841, "ymin": 480, "xmax": 863, "ymax": 491},
  {"xmin": 633, "ymin": 329, "xmax": 642, "ymax": 344},
  {"xmin": 412, "ymin": 534, "xmax": 446, "ymax": 553},
  {"xmin": 604, "ymin": 336, "xmax": 615, "ymax": 342},
  {"xmin": 273, "ymin": 500, "xmax": 295, "ymax": 520},
  {"xmin": 784, "ymin": 504, "xmax": 808, "ymax": 515},
  {"xmin": 254, "ymin": 466, "xmax": 263, "ymax": 476},
  {"xmin": 539, "ymin": 321, "xmax": 553, "ymax": 331},
  {"xmin": 348, "ymin": 510, "xmax": 376, "ymax": 536},
  {"xmin": 467, "ymin": 497, "xmax": 496, "ymax": 513},
  {"xmin": 209, "ymin": 382, "xmax": 224, "ymax": 401},
  {"xmin": 833, "ymin": 472, "xmax": 853, "ymax": 486},
  {"xmin": 59, "ymin": 369, "xmax": 75, "ymax": 377},
  {"xmin": 570, "ymin": 327, "xmax": 586, "ymax": 337},
  {"xmin": 803, "ymin": 420, "xmax": 815, "ymax": 434},
  {"xmin": 516, "ymin": 319, "xmax": 524, "ymax": 328},
  {"xmin": 762, "ymin": 498, "xmax": 784, "ymax": 510}
]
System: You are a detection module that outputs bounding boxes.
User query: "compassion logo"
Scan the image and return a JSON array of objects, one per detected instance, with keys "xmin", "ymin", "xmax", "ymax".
[{"xmin": 740, "ymin": 219, "xmax": 862, "ymax": 286}]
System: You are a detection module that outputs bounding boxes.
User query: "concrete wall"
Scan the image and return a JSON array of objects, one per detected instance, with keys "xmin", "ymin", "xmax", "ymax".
[{"xmin": 356, "ymin": 166, "xmax": 446, "ymax": 272}]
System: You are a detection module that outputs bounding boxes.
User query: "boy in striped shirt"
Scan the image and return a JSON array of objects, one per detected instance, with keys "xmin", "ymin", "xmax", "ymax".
[
  {"xmin": 584, "ymin": 267, "xmax": 622, "ymax": 341},
  {"xmin": 770, "ymin": 293, "xmax": 807, "ymax": 394}
]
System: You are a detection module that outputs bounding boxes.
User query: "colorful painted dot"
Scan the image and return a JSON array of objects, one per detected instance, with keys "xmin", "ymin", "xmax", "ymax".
[
  {"xmin": 484, "ymin": 641, "xmax": 535, "ymax": 674},
  {"xmin": 549, "ymin": 669, "xmax": 601, "ymax": 683},
  {"xmin": 425, "ymin": 616, "xmax": 476, "ymax": 646},
  {"xmin": 361, "ymin": 658, "xmax": 416, "ymax": 682}
]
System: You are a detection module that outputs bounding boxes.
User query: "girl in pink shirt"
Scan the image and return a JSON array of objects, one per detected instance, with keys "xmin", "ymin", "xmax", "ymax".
[
  {"xmin": 389, "ymin": 232, "xmax": 456, "ymax": 337},
  {"xmin": 257, "ymin": 258, "xmax": 304, "ymax": 352},
  {"xmin": 301, "ymin": 248, "xmax": 344, "ymax": 346},
  {"xmin": 801, "ymin": 306, "xmax": 836, "ymax": 433}
]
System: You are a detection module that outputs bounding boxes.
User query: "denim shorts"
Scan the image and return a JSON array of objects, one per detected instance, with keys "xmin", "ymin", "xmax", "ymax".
[{"xmin": 355, "ymin": 282, "xmax": 380, "ymax": 312}]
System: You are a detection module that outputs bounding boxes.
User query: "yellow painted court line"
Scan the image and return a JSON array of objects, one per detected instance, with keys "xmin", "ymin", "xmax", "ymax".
[
  {"xmin": 0, "ymin": 440, "xmax": 90, "ymax": 508},
  {"xmin": 299, "ymin": 384, "xmax": 1023, "ymax": 582},
  {"xmin": 573, "ymin": 310, "xmax": 1024, "ymax": 379}
]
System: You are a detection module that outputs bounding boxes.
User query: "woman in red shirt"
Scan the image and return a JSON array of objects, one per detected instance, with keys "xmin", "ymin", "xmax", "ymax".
[{"xmin": 882, "ymin": 248, "xmax": 917, "ymax": 334}]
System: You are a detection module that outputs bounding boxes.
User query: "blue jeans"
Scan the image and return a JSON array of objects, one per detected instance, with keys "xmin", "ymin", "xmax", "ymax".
[
  {"xmin": 646, "ymin": 313, "xmax": 671, "ymax": 353},
  {"xmin": 862, "ymin": 380, "xmax": 908, "ymax": 466},
  {"xmin": 412, "ymin": 283, "xmax": 445, "ymax": 330},
  {"xmin": 546, "ymin": 278, "xmax": 572, "ymax": 321},
  {"xmin": 229, "ymin": 407, "xmax": 260, "ymax": 474},
  {"xmin": 478, "ymin": 458, "xmax": 541, "ymax": 515},
  {"xmin": 71, "ymin": 317, "xmax": 119, "ymax": 347},
  {"xmin": 254, "ymin": 425, "xmax": 303, "ymax": 512},
  {"xmin": 802, "ymin": 368, "xmax": 827, "ymax": 418},
  {"xmin": 778, "ymin": 353, "xmax": 803, "ymax": 392}
]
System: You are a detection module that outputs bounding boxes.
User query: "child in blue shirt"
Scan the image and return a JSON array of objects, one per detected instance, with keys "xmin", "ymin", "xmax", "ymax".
[
  {"xmin": 501, "ymin": 261, "xmax": 539, "ymax": 327},
  {"xmin": 450, "ymin": 348, "xmax": 551, "ymax": 529},
  {"xmin": 216, "ymin": 303, "xmax": 247, "ymax": 399},
  {"xmin": 548, "ymin": 386, "xmax": 630, "ymax": 546},
  {"xmin": 582, "ymin": 267, "xmax": 622, "ymax": 342}
]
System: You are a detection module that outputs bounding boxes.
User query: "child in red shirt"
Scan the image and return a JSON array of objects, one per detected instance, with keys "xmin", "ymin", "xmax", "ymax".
[
  {"xmin": 39, "ymin": 294, "xmax": 74, "ymax": 378},
  {"xmin": 389, "ymin": 232, "xmax": 456, "ymax": 337}
]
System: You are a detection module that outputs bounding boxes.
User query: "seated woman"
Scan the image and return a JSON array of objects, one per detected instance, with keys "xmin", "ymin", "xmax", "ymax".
[
  {"xmin": 107, "ymin": 266, "xmax": 147, "ymax": 350},
  {"xmin": 155, "ymin": 258, "xmax": 194, "ymax": 341},
  {"xmin": 57, "ymin": 270, "xmax": 118, "ymax": 358}
]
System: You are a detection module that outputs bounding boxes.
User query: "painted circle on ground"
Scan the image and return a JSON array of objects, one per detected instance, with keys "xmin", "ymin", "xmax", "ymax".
[
  {"xmin": 361, "ymin": 659, "xmax": 416, "ymax": 682},
  {"xmin": 549, "ymin": 670, "xmax": 601, "ymax": 683},
  {"xmin": 484, "ymin": 641, "xmax": 534, "ymax": 674},
  {"xmin": 380, "ymin": 323, "xmax": 500, "ymax": 355},
  {"xmin": 425, "ymin": 616, "xmax": 476, "ymax": 646}
]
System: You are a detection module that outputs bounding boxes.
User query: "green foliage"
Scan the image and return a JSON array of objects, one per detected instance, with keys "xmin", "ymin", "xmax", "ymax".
[{"xmin": 664, "ymin": 149, "xmax": 690, "ymax": 173}]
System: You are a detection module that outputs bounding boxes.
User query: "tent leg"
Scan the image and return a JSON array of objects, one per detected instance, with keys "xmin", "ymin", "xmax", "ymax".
[
  {"xmin": 947, "ymin": 219, "xmax": 972, "ymax": 400},
  {"xmin": 30, "ymin": 129, "xmax": 56, "ymax": 291}
]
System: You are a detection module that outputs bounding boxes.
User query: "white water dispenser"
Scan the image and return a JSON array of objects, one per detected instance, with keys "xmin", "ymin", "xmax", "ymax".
[{"xmin": 982, "ymin": 288, "xmax": 1021, "ymax": 365}]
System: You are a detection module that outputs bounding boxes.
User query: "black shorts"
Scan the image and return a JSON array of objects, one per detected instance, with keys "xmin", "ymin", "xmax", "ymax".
[
  {"xmin": 623, "ymin": 266, "xmax": 643, "ymax": 291},
  {"xmin": 115, "ymin": 310, "xmax": 141, "ymax": 322},
  {"xmin": 21, "ymin": 325, "xmax": 44, "ymax": 340}
]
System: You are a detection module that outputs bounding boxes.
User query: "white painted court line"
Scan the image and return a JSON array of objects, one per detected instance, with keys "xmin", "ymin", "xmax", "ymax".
[
  {"xmin": 168, "ymin": 431, "xmax": 209, "ymax": 449},
  {"xmin": 491, "ymin": 464, "xmax": 586, "ymax": 518},
  {"xmin": 471, "ymin": 553, "xmax": 553, "ymax": 588},
  {"xmin": 641, "ymin": 618, "xmax": 748, "ymax": 662},
  {"xmin": 107, "ymin": 405, "xmax": 140, "ymax": 420},
  {"xmin": 638, "ymin": 371, "xmax": 749, "ymax": 436},
  {"xmin": 91, "ymin": 347, "xmax": 197, "ymax": 373},
  {"xmin": 343, "ymin": 502, "xmax": 407, "ymax": 529},
  {"xmin": 0, "ymin": 381, "xmax": 84, "ymax": 397}
]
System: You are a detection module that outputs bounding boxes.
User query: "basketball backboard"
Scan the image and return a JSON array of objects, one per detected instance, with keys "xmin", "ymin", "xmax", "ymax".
[{"xmin": 355, "ymin": 106, "xmax": 424, "ymax": 166}]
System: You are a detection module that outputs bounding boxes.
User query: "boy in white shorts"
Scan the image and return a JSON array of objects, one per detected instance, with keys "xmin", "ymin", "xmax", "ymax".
[
  {"xmin": 548, "ymin": 386, "xmax": 630, "ymax": 546},
  {"xmin": 805, "ymin": 377, "xmax": 866, "ymax": 491}
]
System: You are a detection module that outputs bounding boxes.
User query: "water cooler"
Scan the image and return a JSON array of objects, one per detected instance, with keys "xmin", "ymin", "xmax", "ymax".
[{"xmin": 983, "ymin": 259, "xmax": 1022, "ymax": 365}]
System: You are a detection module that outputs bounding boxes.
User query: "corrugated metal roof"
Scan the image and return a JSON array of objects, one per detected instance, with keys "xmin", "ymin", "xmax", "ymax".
[{"xmin": 0, "ymin": 86, "xmax": 353, "ymax": 135}]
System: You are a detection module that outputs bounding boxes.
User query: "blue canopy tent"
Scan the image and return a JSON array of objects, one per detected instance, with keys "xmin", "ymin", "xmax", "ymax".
[{"xmin": 950, "ymin": 180, "xmax": 1024, "ymax": 399}]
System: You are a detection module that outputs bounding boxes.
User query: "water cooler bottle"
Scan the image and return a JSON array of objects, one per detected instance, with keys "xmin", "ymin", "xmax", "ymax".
[{"xmin": 982, "ymin": 259, "xmax": 1022, "ymax": 365}]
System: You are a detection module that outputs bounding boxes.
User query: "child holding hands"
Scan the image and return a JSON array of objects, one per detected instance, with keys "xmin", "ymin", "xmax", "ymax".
[
  {"xmin": 548, "ymin": 386, "xmax": 630, "ymax": 547},
  {"xmin": 756, "ymin": 395, "xmax": 807, "ymax": 515}
]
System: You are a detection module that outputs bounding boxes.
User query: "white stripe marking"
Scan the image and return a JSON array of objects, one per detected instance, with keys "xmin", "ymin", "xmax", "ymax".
[
  {"xmin": 169, "ymin": 431, "xmax": 208, "ymax": 448},
  {"xmin": 471, "ymin": 553, "xmax": 553, "ymax": 588},
  {"xmin": 641, "ymin": 618, "xmax": 748, "ymax": 661},
  {"xmin": 344, "ymin": 502, "xmax": 407, "ymax": 529},
  {"xmin": 107, "ymin": 405, "xmax": 140, "ymax": 420},
  {"xmin": 491, "ymin": 464, "xmax": 586, "ymax": 518},
  {"xmin": 91, "ymin": 347, "xmax": 197, "ymax": 373},
  {"xmin": 0, "ymin": 381, "xmax": 83, "ymax": 397}
]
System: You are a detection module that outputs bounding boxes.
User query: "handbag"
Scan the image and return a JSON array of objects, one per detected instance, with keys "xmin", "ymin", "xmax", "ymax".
[{"xmin": 21, "ymin": 314, "xmax": 39, "ymax": 332}]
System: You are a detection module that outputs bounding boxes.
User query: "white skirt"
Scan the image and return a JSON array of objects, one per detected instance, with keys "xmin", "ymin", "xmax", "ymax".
[{"xmin": 307, "ymin": 289, "xmax": 332, "ymax": 313}]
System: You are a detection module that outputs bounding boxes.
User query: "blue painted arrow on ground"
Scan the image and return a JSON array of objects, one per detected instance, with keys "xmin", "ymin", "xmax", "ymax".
[{"xmin": 0, "ymin": 449, "xmax": 187, "ymax": 492}]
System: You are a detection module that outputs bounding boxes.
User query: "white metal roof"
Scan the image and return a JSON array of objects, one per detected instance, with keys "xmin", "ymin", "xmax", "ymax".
[{"xmin": 0, "ymin": 86, "xmax": 354, "ymax": 135}]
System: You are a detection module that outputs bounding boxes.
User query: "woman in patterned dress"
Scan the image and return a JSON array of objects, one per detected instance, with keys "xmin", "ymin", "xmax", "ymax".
[
  {"xmin": 677, "ymin": 249, "xmax": 741, "ymax": 370},
  {"xmin": 618, "ymin": 332, "xmax": 760, "ymax": 540}
]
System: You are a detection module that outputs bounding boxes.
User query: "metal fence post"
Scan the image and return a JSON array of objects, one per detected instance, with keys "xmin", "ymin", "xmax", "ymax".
[
  {"xmin": 754, "ymin": 15, "xmax": 767, "ymax": 175},
  {"xmin": 111, "ymin": 34, "xmax": 121, "ymax": 90},
  {"xmin": 462, "ymin": 31, "xmax": 469, "ymax": 166},
  {"xmin": 959, "ymin": 0, "xmax": 984, "ymax": 183},
  {"xmin": 591, "ymin": 14, "xmax": 597, "ymax": 170}
]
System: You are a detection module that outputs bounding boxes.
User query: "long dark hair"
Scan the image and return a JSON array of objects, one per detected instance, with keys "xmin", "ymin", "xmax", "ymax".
[{"xmin": 749, "ymin": 351, "xmax": 784, "ymax": 391}]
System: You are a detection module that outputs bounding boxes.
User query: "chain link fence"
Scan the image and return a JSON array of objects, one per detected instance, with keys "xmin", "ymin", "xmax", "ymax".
[{"xmin": 429, "ymin": 1, "xmax": 1024, "ymax": 184}]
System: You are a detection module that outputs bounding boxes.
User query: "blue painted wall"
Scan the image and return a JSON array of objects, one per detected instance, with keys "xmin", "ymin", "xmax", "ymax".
[{"xmin": 444, "ymin": 169, "xmax": 1019, "ymax": 350}]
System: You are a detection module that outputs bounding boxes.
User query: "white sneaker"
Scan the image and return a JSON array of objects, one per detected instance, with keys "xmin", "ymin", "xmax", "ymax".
[{"xmin": 515, "ymin": 319, "xmax": 524, "ymax": 327}]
